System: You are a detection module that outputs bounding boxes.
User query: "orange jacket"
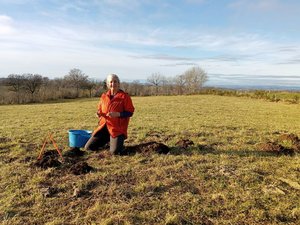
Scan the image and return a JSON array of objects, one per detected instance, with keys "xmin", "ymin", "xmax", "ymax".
[{"xmin": 93, "ymin": 90, "xmax": 134, "ymax": 138}]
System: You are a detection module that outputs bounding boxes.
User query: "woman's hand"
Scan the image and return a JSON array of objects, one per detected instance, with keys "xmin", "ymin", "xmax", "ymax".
[{"xmin": 106, "ymin": 112, "xmax": 120, "ymax": 118}]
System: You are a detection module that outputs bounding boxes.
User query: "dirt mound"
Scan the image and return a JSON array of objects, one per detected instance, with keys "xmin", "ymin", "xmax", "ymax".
[
  {"xmin": 175, "ymin": 139, "xmax": 194, "ymax": 149},
  {"xmin": 35, "ymin": 150, "xmax": 62, "ymax": 168},
  {"xmin": 258, "ymin": 133, "xmax": 300, "ymax": 155},
  {"xmin": 69, "ymin": 162, "xmax": 93, "ymax": 175},
  {"xmin": 35, "ymin": 149, "xmax": 94, "ymax": 175},
  {"xmin": 259, "ymin": 142, "xmax": 284, "ymax": 152},
  {"xmin": 125, "ymin": 141, "xmax": 170, "ymax": 155},
  {"xmin": 258, "ymin": 142, "xmax": 294, "ymax": 155}
]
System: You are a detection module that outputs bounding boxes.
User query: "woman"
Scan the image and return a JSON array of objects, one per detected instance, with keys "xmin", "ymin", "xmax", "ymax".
[{"xmin": 85, "ymin": 74, "xmax": 135, "ymax": 154}]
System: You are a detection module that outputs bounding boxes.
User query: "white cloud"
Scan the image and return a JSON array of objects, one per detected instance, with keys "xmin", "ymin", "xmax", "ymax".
[
  {"xmin": 0, "ymin": 14, "xmax": 11, "ymax": 22},
  {"xmin": 1, "ymin": 1, "xmax": 300, "ymax": 82},
  {"xmin": 2, "ymin": 18, "xmax": 299, "ymax": 78},
  {"xmin": 0, "ymin": 15, "xmax": 15, "ymax": 35}
]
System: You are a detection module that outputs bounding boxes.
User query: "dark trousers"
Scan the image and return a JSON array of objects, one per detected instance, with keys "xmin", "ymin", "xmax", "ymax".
[{"xmin": 84, "ymin": 125, "xmax": 125, "ymax": 155}]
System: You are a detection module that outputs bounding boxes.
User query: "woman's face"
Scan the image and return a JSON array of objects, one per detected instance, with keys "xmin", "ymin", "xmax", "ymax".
[{"xmin": 107, "ymin": 76, "xmax": 120, "ymax": 91}]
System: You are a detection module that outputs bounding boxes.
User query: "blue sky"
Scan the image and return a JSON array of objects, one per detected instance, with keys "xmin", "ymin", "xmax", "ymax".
[{"xmin": 0, "ymin": 0, "xmax": 300, "ymax": 87}]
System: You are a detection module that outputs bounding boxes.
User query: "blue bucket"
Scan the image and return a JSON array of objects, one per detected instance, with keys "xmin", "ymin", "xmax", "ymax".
[{"xmin": 68, "ymin": 130, "xmax": 92, "ymax": 148}]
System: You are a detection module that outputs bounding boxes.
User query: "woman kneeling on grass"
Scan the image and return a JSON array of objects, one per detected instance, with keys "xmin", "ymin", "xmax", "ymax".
[{"xmin": 85, "ymin": 74, "xmax": 135, "ymax": 155}]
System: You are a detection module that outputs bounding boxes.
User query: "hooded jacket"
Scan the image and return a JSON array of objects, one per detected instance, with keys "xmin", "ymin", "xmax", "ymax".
[{"xmin": 93, "ymin": 89, "xmax": 134, "ymax": 138}]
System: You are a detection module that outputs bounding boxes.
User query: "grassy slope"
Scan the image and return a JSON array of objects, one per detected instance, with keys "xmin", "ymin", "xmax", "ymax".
[{"xmin": 0, "ymin": 95, "xmax": 299, "ymax": 225}]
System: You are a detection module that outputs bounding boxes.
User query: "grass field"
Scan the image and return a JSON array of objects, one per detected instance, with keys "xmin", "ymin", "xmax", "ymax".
[{"xmin": 0, "ymin": 95, "xmax": 300, "ymax": 224}]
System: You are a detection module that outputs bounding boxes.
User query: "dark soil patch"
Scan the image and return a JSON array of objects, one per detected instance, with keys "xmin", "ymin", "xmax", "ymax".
[
  {"xmin": 69, "ymin": 162, "xmax": 93, "ymax": 175},
  {"xmin": 35, "ymin": 150, "xmax": 62, "ymax": 168},
  {"xmin": 258, "ymin": 142, "xmax": 285, "ymax": 152},
  {"xmin": 258, "ymin": 133, "xmax": 300, "ymax": 155},
  {"xmin": 35, "ymin": 149, "xmax": 94, "ymax": 175},
  {"xmin": 125, "ymin": 141, "xmax": 170, "ymax": 155}
]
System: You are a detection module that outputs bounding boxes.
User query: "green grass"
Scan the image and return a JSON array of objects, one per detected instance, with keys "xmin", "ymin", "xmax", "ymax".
[{"xmin": 0, "ymin": 95, "xmax": 300, "ymax": 224}]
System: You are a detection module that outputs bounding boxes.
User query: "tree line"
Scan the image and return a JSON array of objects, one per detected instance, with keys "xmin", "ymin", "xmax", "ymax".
[{"xmin": 0, "ymin": 66, "xmax": 208, "ymax": 104}]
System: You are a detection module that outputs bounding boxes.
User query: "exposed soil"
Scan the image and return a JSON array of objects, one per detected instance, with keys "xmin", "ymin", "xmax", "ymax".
[
  {"xmin": 33, "ymin": 133, "xmax": 300, "ymax": 172},
  {"xmin": 125, "ymin": 141, "xmax": 170, "ymax": 155},
  {"xmin": 35, "ymin": 141, "xmax": 171, "ymax": 174},
  {"xmin": 126, "ymin": 138, "xmax": 194, "ymax": 154},
  {"xmin": 257, "ymin": 142, "xmax": 294, "ymax": 155},
  {"xmin": 35, "ymin": 148, "xmax": 94, "ymax": 175},
  {"xmin": 258, "ymin": 133, "xmax": 300, "ymax": 155},
  {"xmin": 35, "ymin": 150, "xmax": 62, "ymax": 168},
  {"xmin": 93, "ymin": 139, "xmax": 197, "ymax": 157}
]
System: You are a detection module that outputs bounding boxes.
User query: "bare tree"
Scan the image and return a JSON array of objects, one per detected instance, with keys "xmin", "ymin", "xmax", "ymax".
[
  {"xmin": 64, "ymin": 68, "xmax": 88, "ymax": 97},
  {"xmin": 23, "ymin": 74, "xmax": 44, "ymax": 102},
  {"xmin": 121, "ymin": 80, "xmax": 143, "ymax": 96},
  {"xmin": 6, "ymin": 74, "xmax": 25, "ymax": 103},
  {"xmin": 83, "ymin": 79, "xmax": 98, "ymax": 98},
  {"xmin": 174, "ymin": 74, "xmax": 186, "ymax": 95},
  {"xmin": 131, "ymin": 80, "xmax": 143, "ymax": 96},
  {"xmin": 147, "ymin": 72, "xmax": 164, "ymax": 95},
  {"xmin": 183, "ymin": 66, "xmax": 208, "ymax": 94},
  {"xmin": 48, "ymin": 78, "xmax": 66, "ymax": 99}
]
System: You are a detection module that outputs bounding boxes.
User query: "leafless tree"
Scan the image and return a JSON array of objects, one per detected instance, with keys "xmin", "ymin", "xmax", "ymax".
[
  {"xmin": 83, "ymin": 79, "xmax": 98, "ymax": 98},
  {"xmin": 121, "ymin": 80, "xmax": 143, "ymax": 96},
  {"xmin": 183, "ymin": 66, "xmax": 208, "ymax": 94},
  {"xmin": 147, "ymin": 72, "xmax": 164, "ymax": 95},
  {"xmin": 0, "ymin": 66, "xmax": 210, "ymax": 104},
  {"xmin": 174, "ymin": 74, "xmax": 186, "ymax": 95},
  {"xmin": 6, "ymin": 74, "xmax": 25, "ymax": 103},
  {"xmin": 23, "ymin": 74, "xmax": 44, "ymax": 102},
  {"xmin": 64, "ymin": 68, "xmax": 88, "ymax": 97},
  {"xmin": 131, "ymin": 80, "xmax": 143, "ymax": 96}
]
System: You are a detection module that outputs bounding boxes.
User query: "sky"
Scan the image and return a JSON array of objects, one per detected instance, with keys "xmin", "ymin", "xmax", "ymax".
[{"xmin": 0, "ymin": 0, "xmax": 300, "ymax": 88}]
